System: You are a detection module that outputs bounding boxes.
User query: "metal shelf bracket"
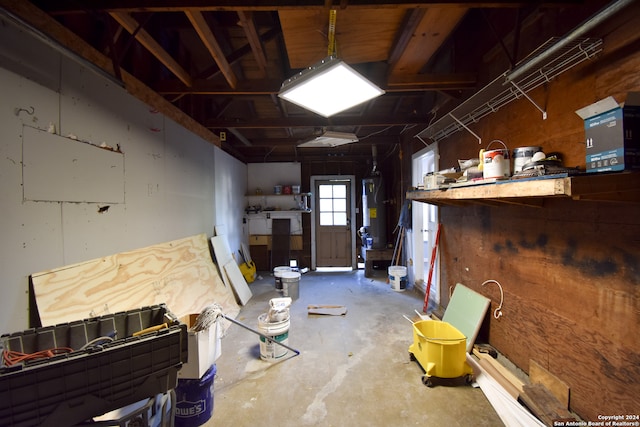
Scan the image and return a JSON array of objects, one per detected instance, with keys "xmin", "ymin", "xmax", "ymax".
[
  {"xmin": 509, "ymin": 81, "xmax": 547, "ymax": 120},
  {"xmin": 450, "ymin": 113, "xmax": 482, "ymax": 144}
]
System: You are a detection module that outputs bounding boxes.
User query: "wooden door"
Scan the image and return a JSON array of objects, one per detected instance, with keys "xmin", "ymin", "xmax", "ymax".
[{"xmin": 315, "ymin": 180, "xmax": 352, "ymax": 267}]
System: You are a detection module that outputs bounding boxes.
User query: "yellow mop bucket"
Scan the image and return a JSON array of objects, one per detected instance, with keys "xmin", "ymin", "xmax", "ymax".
[
  {"xmin": 239, "ymin": 260, "xmax": 256, "ymax": 283},
  {"xmin": 408, "ymin": 320, "xmax": 473, "ymax": 386}
]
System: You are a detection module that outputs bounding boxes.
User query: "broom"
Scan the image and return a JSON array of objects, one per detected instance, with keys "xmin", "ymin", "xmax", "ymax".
[{"xmin": 193, "ymin": 303, "xmax": 300, "ymax": 356}]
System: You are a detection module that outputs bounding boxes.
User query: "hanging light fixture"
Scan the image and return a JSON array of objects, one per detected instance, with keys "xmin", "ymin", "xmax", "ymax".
[
  {"xmin": 278, "ymin": 10, "xmax": 384, "ymax": 118},
  {"xmin": 297, "ymin": 130, "xmax": 359, "ymax": 147}
]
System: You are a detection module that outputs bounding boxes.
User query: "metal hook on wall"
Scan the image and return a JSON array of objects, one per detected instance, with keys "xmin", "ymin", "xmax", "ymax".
[
  {"xmin": 14, "ymin": 106, "xmax": 35, "ymax": 116},
  {"xmin": 481, "ymin": 279, "xmax": 504, "ymax": 319}
]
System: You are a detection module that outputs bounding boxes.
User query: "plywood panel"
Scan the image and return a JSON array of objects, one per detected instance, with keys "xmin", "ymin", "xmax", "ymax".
[
  {"xmin": 23, "ymin": 126, "xmax": 124, "ymax": 203},
  {"xmin": 279, "ymin": 9, "xmax": 405, "ymax": 68},
  {"xmin": 391, "ymin": 7, "xmax": 468, "ymax": 76},
  {"xmin": 31, "ymin": 234, "xmax": 239, "ymax": 326}
]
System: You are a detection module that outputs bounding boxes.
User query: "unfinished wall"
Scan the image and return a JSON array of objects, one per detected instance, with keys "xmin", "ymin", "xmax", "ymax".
[
  {"xmin": 0, "ymin": 16, "xmax": 246, "ymax": 333},
  {"xmin": 432, "ymin": 4, "xmax": 640, "ymax": 421}
]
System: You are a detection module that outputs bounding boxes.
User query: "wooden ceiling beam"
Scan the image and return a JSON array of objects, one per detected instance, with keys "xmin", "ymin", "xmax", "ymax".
[
  {"xmin": 205, "ymin": 115, "xmax": 427, "ymax": 128},
  {"xmin": 237, "ymin": 11, "xmax": 268, "ymax": 75},
  {"xmin": 109, "ymin": 11, "xmax": 193, "ymax": 87},
  {"xmin": 243, "ymin": 134, "xmax": 401, "ymax": 146},
  {"xmin": 185, "ymin": 10, "xmax": 238, "ymax": 88},
  {"xmin": 155, "ymin": 72, "xmax": 476, "ymax": 95},
  {"xmin": 37, "ymin": 1, "xmax": 582, "ymax": 14}
]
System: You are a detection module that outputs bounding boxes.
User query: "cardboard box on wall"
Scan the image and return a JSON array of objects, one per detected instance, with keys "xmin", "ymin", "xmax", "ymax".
[
  {"xmin": 179, "ymin": 313, "xmax": 222, "ymax": 379},
  {"xmin": 576, "ymin": 93, "xmax": 640, "ymax": 173}
]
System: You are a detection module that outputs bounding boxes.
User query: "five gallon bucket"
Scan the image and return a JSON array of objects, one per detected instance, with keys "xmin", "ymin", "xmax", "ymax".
[
  {"xmin": 257, "ymin": 313, "xmax": 290, "ymax": 361},
  {"xmin": 274, "ymin": 266, "xmax": 292, "ymax": 292},
  {"xmin": 174, "ymin": 364, "xmax": 216, "ymax": 427},
  {"xmin": 481, "ymin": 140, "xmax": 511, "ymax": 179},
  {"xmin": 281, "ymin": 271, "xmax": 300, "ymax": 300},
  {"xmin": 388, "ymin": 266, "xmax": 407, "ymax": 292},
  {"xmin": 513, "ymin": 146, "xmax": 542, "ymax": 173}
]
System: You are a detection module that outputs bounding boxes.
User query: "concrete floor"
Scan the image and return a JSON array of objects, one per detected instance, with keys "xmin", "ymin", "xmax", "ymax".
[{"xmin": 204, "ymin": 269, "xmax": 503, "ymax": 427}]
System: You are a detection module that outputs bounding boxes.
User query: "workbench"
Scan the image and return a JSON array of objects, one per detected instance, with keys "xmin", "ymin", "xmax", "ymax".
[{"xmin": 361, "ymin": 247, "xmax": 395, "ymax": 277}]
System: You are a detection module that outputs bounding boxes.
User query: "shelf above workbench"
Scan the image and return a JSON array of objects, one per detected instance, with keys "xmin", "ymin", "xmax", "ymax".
[{"xmin": 406, "ymin": 172, "xmax": 640, "ymax": 207}]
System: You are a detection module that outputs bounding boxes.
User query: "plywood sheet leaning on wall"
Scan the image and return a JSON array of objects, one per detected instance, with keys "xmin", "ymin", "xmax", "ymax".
[{"xmin": 31, "ymin": 233, "xmax": 240, "ymax": 327}]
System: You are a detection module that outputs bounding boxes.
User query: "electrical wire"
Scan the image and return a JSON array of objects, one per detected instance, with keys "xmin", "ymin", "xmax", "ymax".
[
  {"xmin": 3, "ymin": 347, "xmax": 75, "ymax": 367},
  {"xmin": 481, "ymin": 279, "xmax": 504, "ymax": 319},
  {"xmin": 80, "ymin": 335, "xmax": 115, "ymax": 350}
]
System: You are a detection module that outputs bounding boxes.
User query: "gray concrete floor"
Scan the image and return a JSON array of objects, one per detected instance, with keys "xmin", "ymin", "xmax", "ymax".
[{"xmin": 205, "ymin": 269, "xmax": 503, "ymax": 426}]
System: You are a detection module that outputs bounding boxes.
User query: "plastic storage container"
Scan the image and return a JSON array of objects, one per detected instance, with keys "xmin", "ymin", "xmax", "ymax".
[
  {"xmin": 0, "ymin": 304, "xmax": 187, "ymax": 427},
  {"xmin": 408, "ymin": 320, "xmax": 473, "ymax": 386},
  {"xmin": 175, "ymin": 364, "xmax": 216, "ymax": 426}
]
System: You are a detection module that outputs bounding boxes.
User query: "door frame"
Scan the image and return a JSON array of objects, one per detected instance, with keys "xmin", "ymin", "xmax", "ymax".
[
  {"xmin": 310, "ymin": 175, "xmax": 357, "ymax": 270},
  {"xmin": 410, "ymin": 144, "xmax": 439, "ymax": 302}
]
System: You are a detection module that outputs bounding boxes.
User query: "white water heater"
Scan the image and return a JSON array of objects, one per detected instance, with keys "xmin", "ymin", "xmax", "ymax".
[{"xmin": 362, "ymin": 176, "xmax": 386, "ymax": 249}]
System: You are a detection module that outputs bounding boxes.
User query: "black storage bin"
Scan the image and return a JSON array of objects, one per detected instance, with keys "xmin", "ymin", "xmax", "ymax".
[{"xmin": 0, "ymin": 304, "xmax": 187, "ymax": 427}]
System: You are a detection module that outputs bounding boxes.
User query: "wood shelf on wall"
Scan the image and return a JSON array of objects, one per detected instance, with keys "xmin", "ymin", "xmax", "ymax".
[{"xmin": 406, "ymin": 172, "xmax": 640, "ymax": 207}]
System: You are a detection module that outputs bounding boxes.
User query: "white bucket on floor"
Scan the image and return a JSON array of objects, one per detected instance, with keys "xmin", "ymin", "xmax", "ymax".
[
  {"xmin": 388, "ymin": 266, "xmax": 407, "ymax": 292},
  {"xmin": 281, "ymin": 271, "xmax": 300, "ymax": 300},
  {"xmin": 273, "ymin": 266, "xmax": 292, "ymax": 292},
  {"xmin": 257, "ymin": 313, "xmax": 290, "ymax": 361}
]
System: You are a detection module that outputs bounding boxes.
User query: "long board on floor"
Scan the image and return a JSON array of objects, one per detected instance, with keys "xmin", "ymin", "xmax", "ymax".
[{"xmin": 31, "ymin": 233, "xmax": 240, "ymax": 326}]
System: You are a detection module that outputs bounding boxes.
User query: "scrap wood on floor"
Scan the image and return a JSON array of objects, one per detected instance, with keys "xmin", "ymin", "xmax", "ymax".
[
  {"xmin": 467, "ymin": 354, "xmax": 545, "ymax": 427},
  {"xmin": 519, "ymin": 384, "xmax": 576, "ymax": 427},
  {"xmin": 307, "ymin": 305, "xmax": 347, "ymax": 316}
]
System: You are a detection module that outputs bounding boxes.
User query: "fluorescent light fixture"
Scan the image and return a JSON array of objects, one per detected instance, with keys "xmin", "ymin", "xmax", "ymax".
[
  {"xmin": 279, "ymin": 56, "xmax": 384, "ymax": 117},
  {"xmin": 297, "ymin": 131, "xmax": 359, "ymax": 148}
]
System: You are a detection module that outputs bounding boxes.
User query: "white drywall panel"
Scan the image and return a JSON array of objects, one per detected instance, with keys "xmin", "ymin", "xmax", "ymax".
[
  {"xmin": 214, "ymin": 147, "xmax": 247, "ymax": 259},
  {"xmin": 247, "ymin": 162, "xmax": 301, "ymax": 194},
  {"xmin": 58, "ymin": 56, "xmax": 130, "ymax": 150},
  {"xmin": 60, "ymin": 202, "xmax": 128, "ymax": 265},
  {"xmin": 23, "ymin": 126, "xmax": 124, "ymax": 203},
  {"xmin": 0, "ymin": 26, "xmax": 232, "ymax": 333},
  {"xmin": 0, "ymin": 66, "xmax": 64, "ymax": 332},
  {"xmin": 163, "ymin": 121, "xmax": 216, "ymax": 238}
]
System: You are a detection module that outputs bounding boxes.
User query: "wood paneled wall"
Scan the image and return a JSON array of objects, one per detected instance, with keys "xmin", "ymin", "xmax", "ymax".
[{"xmin": 430, "ymin": 3, "xmax": 640, "ymax": 421}]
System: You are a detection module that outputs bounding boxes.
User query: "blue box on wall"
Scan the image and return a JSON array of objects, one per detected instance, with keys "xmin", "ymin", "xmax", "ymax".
[{"xmin": 576, "ymin": 94, "xmax": 640, "ymax": 173}]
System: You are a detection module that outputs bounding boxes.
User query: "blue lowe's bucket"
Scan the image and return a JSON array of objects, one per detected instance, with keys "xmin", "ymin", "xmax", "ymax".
[{"xmin": 174, "ymin": 364, "xmax": 216, "ymax": 426}]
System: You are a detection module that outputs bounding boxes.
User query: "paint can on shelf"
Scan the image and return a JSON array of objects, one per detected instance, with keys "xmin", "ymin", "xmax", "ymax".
[
  {"xmin": 481, "ymin": 140, "xmax": 511, "ymax": 179},
  {"xmin": 513, "ymin": 146, "xmax": 542, "ymax": 173},
  {"xmin": 257, "ymin": 313, "xmax": 290, "ymax": 361}
]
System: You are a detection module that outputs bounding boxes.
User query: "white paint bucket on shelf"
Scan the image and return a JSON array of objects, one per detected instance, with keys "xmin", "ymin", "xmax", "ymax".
[
  {"xmin": 257, "ymin": 313, "xmax": 290, "ymax": 361},
  {"xmin": 388, "ymin": 266, "xmax": 407, "ymax": 292},
  {"xmin": 481, "ymin": 140, "xmax": 511, "ymax": 179}
]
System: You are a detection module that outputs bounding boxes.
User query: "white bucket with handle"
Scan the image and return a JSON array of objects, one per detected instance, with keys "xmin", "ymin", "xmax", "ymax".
[{"xmin": 481, "ymin": 140, "xmax": 511, "ymax": 179}]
